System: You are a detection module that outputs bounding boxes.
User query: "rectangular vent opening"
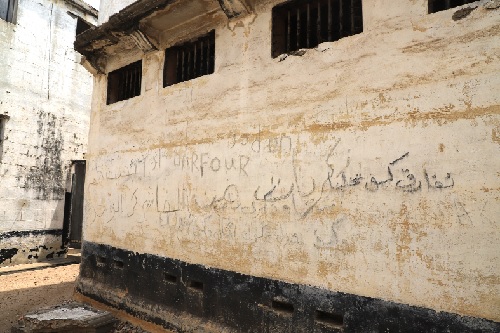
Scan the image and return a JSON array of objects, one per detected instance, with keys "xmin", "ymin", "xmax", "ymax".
[
  {"xmin": 272, "ymin": 0, "xmax": 363, "ymax": 58},
  {"xmin": 316, "ymin": 310, "xmax": 344, "ymax": 328},
  {"xmin": 163, "ymin": 30, "xmax": 215, "ymax": 87},
  {"xmin": 164, "ymin": 273, "xmax": 178, "ymax": 284},
  {"xmin": 428, "ymin": 0, "xmax": 477, "ymax": 13},
  {"xmin": 188, "ymin": 280, "xmax": 204, "ymax": 291},
  {"xmin": 96, "ymin": 256, "xmax": 106, "ymax": 265},
  {"xmin": 271, "ymin": 299, "xmax": 294, "ymax": 314},
  {"xmin": 113, "ymin": 259, "xmax": 124, "ymax": 269},
  {"xmin": 107, "ymin": 60, "xmax": 142, "ymax": 104}
]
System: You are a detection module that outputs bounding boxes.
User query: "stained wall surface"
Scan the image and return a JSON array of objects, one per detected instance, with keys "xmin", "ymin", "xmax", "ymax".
[
  {"xmin": 83, "ymin": 0, "xmax": 499, "ymax": 325},
  {"xmin": 0, "ymin": 0, "xmax": 96, "ymax": 266}
]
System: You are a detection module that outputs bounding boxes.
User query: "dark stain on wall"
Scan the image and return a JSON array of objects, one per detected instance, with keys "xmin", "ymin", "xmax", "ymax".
[
  {"xmin": 78, "ymin": 242, "xmax": 500, "ymax": 333},
  {"xmin": 0, "ymin": 229, "xmax": 66, "ymax": 265},
  {"xmin": 0, "ymin": 248, "xmax": 19, "ymax": 265},
  {"xmin": 0, "ymin": 229, "xmax": 63, "ymax": 240},
  {"xmin": 24, "ymin": 111, "xmax": 65, "ymax": 200}
]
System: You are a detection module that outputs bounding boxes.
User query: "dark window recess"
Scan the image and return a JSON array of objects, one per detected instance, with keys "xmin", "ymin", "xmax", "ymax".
[
  {"xmin": 107, "ymin": 60, "xmax": 142, "ymax": 105},
  {"xmin": 113, "ymin": 259, "xmax": 124, "ymax": 269},
  {"xmin": 315, "ymin": 310, "xmax": 344, "ymax": 328},
  {"xmin": 428, "ymin": 0, "xmax": 477, "ymax": 13},
  {"xmin": 76, "ymin": 17, "xmax": 91, "ymax": 36},
  {"xmin": 164, "ymin": 273, "xmax": 178, "ymax": 283},
  {"xmin": 272, "ymin": 0, "xmax": 363, "ymax": 58},
  {"xmin": 96, "ymin": 256, "xmax": 106, "ymax": 265},
  {"xmin": 163, "ymin": 30, "xmax": 215, "ymax": 87},
  {"xmin": 188, "ymin": 280, "xmax": 204, "ymax": 291},
  {"xmin": 271, "ymin": 299, "xmax": 294, "ymax": 314},
  {"xmin": 0, "ymin": 0, "xmax": 17, "ymax": 23}
]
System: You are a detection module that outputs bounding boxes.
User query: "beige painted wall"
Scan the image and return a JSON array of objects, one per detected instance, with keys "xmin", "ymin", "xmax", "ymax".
[{"xmin": 84, "ymin": 0, "xmax": 500, "ymax": 321}]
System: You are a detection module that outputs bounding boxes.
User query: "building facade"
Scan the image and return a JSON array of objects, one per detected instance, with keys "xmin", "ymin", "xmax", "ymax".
[
  {"xmin": 75, "ymin": 0, "xmax": 499, "ymax": 331},
  {"xmin": 0, "ymin": 0, "xmax": 97, "ymax": 266}
]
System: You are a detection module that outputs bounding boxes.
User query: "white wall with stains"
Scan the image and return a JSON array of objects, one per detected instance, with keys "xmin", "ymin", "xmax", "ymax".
[
  {"xmin": 0, "ymin": 0, "xmax": 96, "ymax": 265},
  {"xmin": 84, "ymin": 0, "xmax": 499, "ymax": 322}
]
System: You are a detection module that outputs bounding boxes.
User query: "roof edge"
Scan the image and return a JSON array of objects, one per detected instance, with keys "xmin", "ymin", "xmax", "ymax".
[
  {"xmin": 65, "ymin": 0, "xmax": 98, "ymax": 18},
  {"xmin": 74, "ymin": 0, "xmax": 174, "ymax": 55}
]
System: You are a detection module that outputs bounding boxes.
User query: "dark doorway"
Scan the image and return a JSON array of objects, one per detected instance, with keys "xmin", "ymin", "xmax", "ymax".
[{"xmin": 62, "ymin": 160, "xmax": 86, "ymax": 249}]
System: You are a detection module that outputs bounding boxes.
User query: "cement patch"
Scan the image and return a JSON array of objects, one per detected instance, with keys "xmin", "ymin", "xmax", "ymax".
[{"xmin": 15, "ymin": 302, "xmax": 117, "ymax": 333}]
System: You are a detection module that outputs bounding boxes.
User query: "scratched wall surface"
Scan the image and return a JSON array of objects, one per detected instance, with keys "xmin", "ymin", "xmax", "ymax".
[
  {"xmin": 0, "ymin": 0, "xmax": 96, "ymax": 265},
  {"xmin": 84, "ymin": 0, "xmax": 499, "ymax": 322}
]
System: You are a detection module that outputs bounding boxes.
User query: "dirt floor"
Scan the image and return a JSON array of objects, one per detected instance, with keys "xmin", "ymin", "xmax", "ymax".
[{"xmin": 0, "ymin": 264, "xmax": 148, "ymax": 333}]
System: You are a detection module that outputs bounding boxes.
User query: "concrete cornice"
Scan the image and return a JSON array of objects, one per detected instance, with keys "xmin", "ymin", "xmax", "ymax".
[{"xmin": 74, "ymin": 0, "xmax": 254, "ymax": 73}]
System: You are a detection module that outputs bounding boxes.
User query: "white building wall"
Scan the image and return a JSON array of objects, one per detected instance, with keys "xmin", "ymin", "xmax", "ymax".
[{"xmin": 0, "ymin": 0, "xmax": 96, "ymax": 265}]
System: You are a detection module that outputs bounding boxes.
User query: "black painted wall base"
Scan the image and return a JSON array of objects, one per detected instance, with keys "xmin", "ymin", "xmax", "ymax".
[
  {"xmin": 77, "ymin": 242, "xmax": 499, "ymax": 333},
  {"xmin": 0, "ymin": 229, "xmax": 66, "ymax": 266}
]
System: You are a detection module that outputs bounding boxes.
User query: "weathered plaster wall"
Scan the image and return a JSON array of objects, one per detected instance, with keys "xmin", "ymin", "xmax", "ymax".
[
  {"xmin": 84, "ymin": 0, "xmax": 499, "ymax": 323},
  {"xmin": 0, "ymin": 0, "xmax": 96, "ymax": 265}
]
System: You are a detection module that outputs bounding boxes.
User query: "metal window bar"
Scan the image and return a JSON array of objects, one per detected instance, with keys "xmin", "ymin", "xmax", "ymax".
[
  {"xmin": 273, "ymin": 0, "xmax": 362, "ymax": 57},
  {"xmin": 429, "ymin": 0, "xmax": 476, "ymax": 13},
  {"xmin": 107, "ymin": 60, "xmax": 142, "ymax": 104},
  {"xmin": 350, "ymin": 0, "xmax": 355, "ymax": 34},
  {"xmin": 164, "ymin": 31, "xmax": 215, "ymax": 87},
  {"xmin": 317, "ymin": 4, "xmax": 321, "ymax": 44}
]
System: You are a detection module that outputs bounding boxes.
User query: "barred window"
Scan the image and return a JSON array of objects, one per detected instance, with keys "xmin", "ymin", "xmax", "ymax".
[
  {"xmin": 0, "ymin": 0, "xmax": 17, "ymax": 23},
  {"xmin": 107, "ymin": 60, "xmax": 142, "ymax": 105},
  {"xmin": 163, "ymin": 30, "xmax": 215, "ymax": 87},
  {"xmin": 272, "ymin": 0, "xmax": 363, "ymax": 58},
  {"xmin": 428, "ymin": 0, "xmax": 477, "ymax": 13}
]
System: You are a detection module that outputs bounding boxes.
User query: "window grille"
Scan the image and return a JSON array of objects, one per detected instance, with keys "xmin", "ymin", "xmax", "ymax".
[
  {"xmin": 272, "ymin": 0, "xmax": 363, "ymax": 58},
  {"xmin": 0, "ymin": 0, "xmax": 17, "ymax": 23},
  {"xmin": 163, "ymin": 30, "xmax": 215, "ymax": 87},
  {"xmin": 428, "ymin": 0, "xmax": 477, "ymax": 13},
  {"xmin": 107, "ymin": 60, "xmax": 142, "ymax": 105}
]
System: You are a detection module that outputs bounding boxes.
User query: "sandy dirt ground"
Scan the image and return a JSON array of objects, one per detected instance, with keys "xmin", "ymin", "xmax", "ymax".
[
  {"xmin": 0, "ymin": 264, "xmax": 80, "ymax": 332},
  {"xmin": 0, "ymin": 264, "xmax": 148, "ymax": 333}
]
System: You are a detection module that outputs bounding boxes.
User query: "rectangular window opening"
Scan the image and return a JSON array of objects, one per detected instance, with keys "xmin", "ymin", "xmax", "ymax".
[
  {"xmin": 163, "ymin": 30, "xmax": 215, "ymax": 87},
  {"xmin": 272, "ymin": 0, "xmax": 363, "ymax": 58},
  {"xmin": 0, "ymin": 0, "xmax": 18, "ymax": 23},
  {"xmin": 188, "ymin": 280, "xmax": 204, "ymax": 291},
  {"xmin": 315, "ymin": 310, "xmax": 344, "ymax": 328},
  {"xmin": 271, "ymin": 299, "xmax": 294, "ymax": 314},
  {"xmin": 428, "ymin": 0, "xmax": 478, "ymax": 13},
  {"xmin": 164, "ymin": 273, "xmax": 178, "ymax": 284},
  {"xmin": 107, "ymin": 60, "xmax": 142, "ymax": 105}
]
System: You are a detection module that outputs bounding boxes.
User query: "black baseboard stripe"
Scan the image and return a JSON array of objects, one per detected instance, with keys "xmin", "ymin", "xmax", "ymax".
[
  {"xmin": 0, "ymin": 229, "xmax": 62, "ymax": 240},
  {"xmin": 77, "ymin": 241, "xmax": 499, "ymax": 333}
]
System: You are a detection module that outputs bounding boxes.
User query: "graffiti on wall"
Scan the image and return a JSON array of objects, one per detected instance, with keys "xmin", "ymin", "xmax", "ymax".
[{"xmin": 86, "ymin": 130, "xmax": 457, "ymax": 243}]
